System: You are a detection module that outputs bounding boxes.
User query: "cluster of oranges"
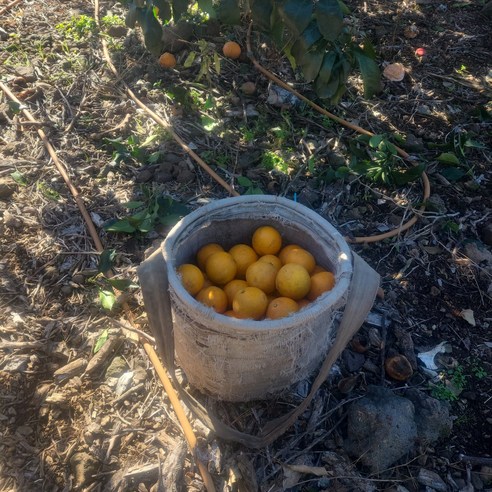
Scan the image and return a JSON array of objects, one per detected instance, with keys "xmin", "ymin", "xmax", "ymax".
[{"xmin": 177, "ymin": 225, "xmax": 336, "ymax": 321}]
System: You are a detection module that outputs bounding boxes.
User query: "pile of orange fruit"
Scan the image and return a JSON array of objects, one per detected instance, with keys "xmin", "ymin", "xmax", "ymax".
[{"xmin": 177, "ymin": 225, "xmax": 335, "ymax": 320}]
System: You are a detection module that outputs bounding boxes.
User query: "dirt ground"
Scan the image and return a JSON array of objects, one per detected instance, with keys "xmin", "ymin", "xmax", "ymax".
[{"xmin": 1, "ymin": 0, "xmax": 491, "ymax": 490}]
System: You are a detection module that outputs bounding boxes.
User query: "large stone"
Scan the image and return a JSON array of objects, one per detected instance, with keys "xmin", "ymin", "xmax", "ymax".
[
  {"xmin": 344, "ymin": 386, "xmax": 417, "ymax": 473},
  {"xmin": 404, "ymin": 389, "xmax": 452, "ymax": 444}
]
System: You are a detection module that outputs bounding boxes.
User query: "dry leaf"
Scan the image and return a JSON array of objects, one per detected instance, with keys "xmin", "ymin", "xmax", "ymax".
[
  {"xmin": 460, "ymin": 309, "xmax": 476, "ymax": 326},
  {"xmin": 383, "ymin": 63, "xmax": 406, "ymax": 82},
  {"xmin": 404, "ymin": 25, "xmax": 419, "ymax": 38}
]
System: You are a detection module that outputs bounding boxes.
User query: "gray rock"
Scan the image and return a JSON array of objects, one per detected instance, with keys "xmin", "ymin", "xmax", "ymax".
[
  {"xmin": 417, "ymin": 468, "xmax": 447, "ymax": 492},
  {"xmin": 404, "ymin": 389, "xmax": 452, "ymax": 444},
  {"xmin": 0, "ymin": 177, "xmax": 16, "ymax": 200},
  {"xmin": 0, "ymin": 27, "xmax": 8, "ymax": 41},
  {"xmin": 464, "ymin": 241, "xmax": 492, "ymax": 266},
  {"xmin": 105, "ymin": 356, "xmax": 127, "ymax": 379},
  {"xmin": 344, "ymin": 386, "xmax": 418, "ymax": 473}
]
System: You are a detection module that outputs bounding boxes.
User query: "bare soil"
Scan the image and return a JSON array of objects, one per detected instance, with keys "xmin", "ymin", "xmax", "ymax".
[{"xmin": 1, "ymin": 0, "xmax": 491, "ymax": 490}]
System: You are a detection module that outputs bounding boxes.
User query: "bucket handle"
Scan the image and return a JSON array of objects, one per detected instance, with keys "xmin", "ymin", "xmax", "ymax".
[{"xmin": 137, "ymin": 249, "xmax": 380, "ymax": 448}]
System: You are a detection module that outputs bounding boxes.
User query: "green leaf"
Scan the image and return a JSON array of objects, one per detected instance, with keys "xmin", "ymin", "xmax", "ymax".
[
  {"xmin": 103, "ymin": 219, "xmax": 137, "ymax": 233},
  {"xmin": 153, "ymin": 0, "xmax": 172, "ymax": 22},
  {"xmin": 392, "ymin": 163, "xmax": 425, "ymax": 185},
  {"xmin": 337, "ymin": 0, "xmax": 351, "ymax": 15},
  {"xmin": 369, "ymin": 135, "xmax": 384, "ymax": 148},
  {"xmin": 183, "ymin": 51, "xmax": 196, "ymax": 68},
  {"xmin": 353, "ymin": 47, "xmax": 380, "ymax": 98},
  {"xmin": 107, "ymin": 278, "xmax": 138, "ymax": 290},
  {"xmin": 37, "ymin": 182, "xmax": 60, "ymax": 201},
  {"xmin": 198, "ymin": 0, "xmax": 216, "ymax": 18},
  {"xmin": 94, "ymin": 329, "xmax": 109, "ymax": 353},
  {"xmin": 216, "ymin": 0, "xmax": 241, "ymax": 24},
  {"xmin": 171, "ymin": 0, "xmax": 189, "ymax": 20},
  {"xmin": 122, "ymin": 200, "xmax": 145, "ymax": 209},
  {"xmin": 125, "ymin": 3, "xmax": 138, "ymax": 28},
  {"xmin": 249, "ymin": 0, "xmax": 273, "ymax": 32},
  {"xmin": 10, "ymin": 170, "xmax": 27, "ymax": 186},
  {"xmin": 98, "ymin": 249, "xmax": 117, "ymax": 273},
  {"xmin": 277, "ymin": 0, "xmax": 313, "ymax": 36},
  {"xmin": 201, "ymin": 114, "xmax": 218, "ymax": 132},
  {"xmin": 99, "ymin": 289, "xmax": 116, "ymax": 311},
  {"xmin": 315, "ymin": 0, "xmax": 344, "ymax": 42},
  {"xmin": 314, "ymin": 53, "xmax": 339, "ymax": 99},
  {"xmin": 291, "ymin": 21, "xmax": 322, "ymax": 61},
  {"xmin": 298, "ymin": 48, "xmax": 325, "ymax": 82},
  {"xmin": 440, "ymin": 167, "xmax": 466, "ymax": 181},
  {"xmin": 437, "ymin": 152, "xmax": 460, "ymax": 165},
  {"xmin": 141, "ymin": 7, "xmax": 163, "ymax": 55},
  {"xmin": 237, "ymin": 176, "xmax": 253, "ymax": 187}
]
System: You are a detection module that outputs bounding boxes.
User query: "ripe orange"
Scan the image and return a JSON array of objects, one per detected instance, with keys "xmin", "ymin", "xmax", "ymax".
[
  {"xmin": 232, "ymin": 286, "xmax": 268, "ymax": 320},
  {"xmin": 252, "ymin": 225, "xmax": 282, "ymax": 256},
  {"xmin": 245, "ymin": 260, "xmax": 278, "ymax": 295},
  {"xmin": 196, "ymin": 243, "xmax": 224, "ymax": 270},
  {"xmin": 275, "ymin": 263, "xmax": 311, "ymax": 300},
  {"xmin": 177, "ymin": 263, "xmax": 205, "ymax": 296},
  {"xmin": 307, "ymin": 271, "xmax": 335, "ymax": 301},
  {"xmin": 195, "ymin": 286, "xmax": 228, "ymax": 313},
  {"xmin": 266, "ymin": 297, "xmax": 299, "ymax": 319},
  {"xmin": 297, "ymin": 299, "xmax": 310, "ymax": 310},
  {"xmin": 222, "ymin": 41, "xmax": 241, "ymax": 59},
  {"xmin": 278, "ymin": 245, "xmax": 315, "ymax": 273},
  {"xmin": 223, "ymin": 279, "xmax": 249, "ymax": 307},
  {"xmin": 229, "ymin": 244, "xmax": 258, "ymax": 279},
  {"xmin": 258, "ymin": 254, "xmax": 282, "ymax": 272},
  {"xmin": 223, "ymin": 310, "xmax": 240, "ymax": 318},
  {"xmin": 205, "ymin": 251, "xmax": 237, "ymax": 285},
  {"xmin": 312, "ymin": 264, "xmax": 328, "ymax": 274},
  {"xmin": 159, "ymin": 52, "xmax": 177, "ymax": 68}
]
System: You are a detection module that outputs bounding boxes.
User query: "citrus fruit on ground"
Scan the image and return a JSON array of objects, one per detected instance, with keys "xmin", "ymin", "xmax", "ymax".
[
  {"xmin": 275, "ymin": 263, "xmax": 311, "ymax": 300},
  {"xmin": 223, "ymin": 279, "xmax": 249, "ymax": 307},
  {"xmin": 278, "ymin": 245, "xmax": 315, "ymax": 273},
  {"xmin": 205, "ymin": 251, "xmax": 237, "ymax": 285},
  {"xmin": 222, "ymin": 41, "xmax": 241, "ymax": 59},
  {"xmin": 245, "ymin": 260, "xmax": 278, "ymax": 294},
  {"xmin": 196, "ymin": 286, "xmax": 228, "ymax": 313},
  {"xmin": 266, "ymin": 297, "xmax": 299, "ymax": 319},
  {"xmin": 229, "ymin": 244, "xmax": 258, "ymax": 279},
  {"xmin": 307, "ymin": 271, "xmax": 335, "ymax": 301},
  {"xmin": 159, "ymin": 52, "xmax": 177, "ymax": 68},
  {"xmin": 258, "ymin": 254, "xmax": 282, "ymax": 272},
  {"xmin": 232, "ymin": 286, "xmax": 268, "ymax": 320},
  {"xmin": 312, "ymin": 264, "xmax": 328, "ymax": 274},
  {"xmin": 252, "ymin": 225, "xmax": 282, "ymax": 256},
  {"xmin": 177, "ymin": 263, "xmax": 205, "ymax": 296},
  {"xmin": 196, "ymin": 243, "xmax": 224, "ymax": 270}
]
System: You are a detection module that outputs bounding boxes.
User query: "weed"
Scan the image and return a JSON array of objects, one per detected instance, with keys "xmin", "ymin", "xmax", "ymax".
[
  {"xmin": 431, "ymin": 365, "xmax": 467, "ymax": 402},
  {"xmin": 236, "ymin": 176, "xmax": 263, "ymax": 195},
  {"xmin": 103, "ymin": 192, "xmax": 189, "ymax": 234},
  {"xmin": 261, "ymin": 151, "xmax": 290, "ymax": 174},
  {"xmin": 56, "ymin": 15, "xmax": 97, "ymax": 41}
]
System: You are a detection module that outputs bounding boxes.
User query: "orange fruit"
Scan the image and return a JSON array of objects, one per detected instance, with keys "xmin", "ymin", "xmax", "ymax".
[
  {"xmin": 229, "ymin": 244, "xmax": 258, "ymax": 279},
  {"xmin": 266, "ymin": 297, "xmax": 299, "ymax": 319},
  {"xmin": 177, "ymin": 264, "xmax": 205, "ymax": 296},
  {"xmin": 312, "ymin": 264, "xmax": 328, "ymax": 274},
  {"xmin": 223, "ymin": 279, "xmax": 249, "ymax": 307},
  {"xmin": 245, "ymin": 260, "xmax": 277, "ymax": 295},
  {"xmin": 196, "ymin": 243, "xmax": 224, "ymax": 270},
  {"xmin": 232, "ymin": 286, "xmax": 268, "ymax": 320},
  {"xmin": 159, "ymin": 52, "xmax": 177, "ymax": 68},
  {"xmin": 205, "ymin": 251, "xmax": 237, "ymax": 285},
  {"xmin": 297, "ymin": 299, "xmax": 310, "ymax": 310},
  {"xmin": 307, "ymin": 271, "xmax": 335, "ymax": 301},
  {"xmin": 223, "ymin": 309, "xmax": 240, "ymax": 318},
  {"xmin": 222, "ymin": 41, "xmax": 241, "ymax": 59},
  {"xmin": 258, "ymin": 254, "xmax": 282, "ymax": 272},
  {"xmin": 251, "ymin": 226, "xmax": 282, "ymax": 256},
  {"xmin": 196, "ymin": 286, "xmax": 228, "ymax": 313},
  {"xmin": 278, "ymin": 245, "xmax": 315, "ymax": 273},
  {"xmin": 275, "ymin": 263, "xmax": 311, "ymax": 301},
  {"xmin": 202, "ymin": 276, "xmax": 212, "ymax": 289}
]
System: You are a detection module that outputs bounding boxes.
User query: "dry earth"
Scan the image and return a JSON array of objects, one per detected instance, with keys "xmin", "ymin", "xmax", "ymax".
[{"xmin": 1, "ymin": 0, "xmax": 491, "ymax": 491}]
